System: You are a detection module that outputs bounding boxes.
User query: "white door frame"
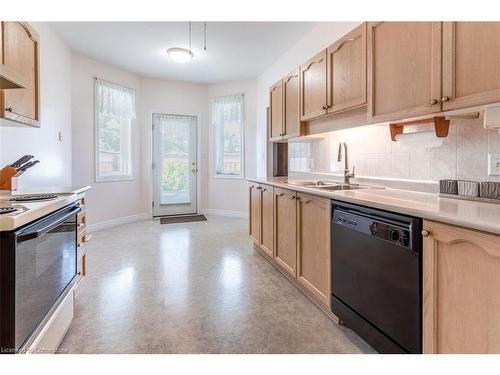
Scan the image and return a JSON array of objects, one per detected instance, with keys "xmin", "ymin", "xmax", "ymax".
[{"xmin": 149, "ymin": 111, "xmax": 202, "ymax": 217}]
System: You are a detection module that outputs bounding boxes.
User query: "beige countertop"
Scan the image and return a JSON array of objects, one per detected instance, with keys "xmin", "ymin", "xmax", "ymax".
[
  {"xmin": 0, "ymin": 186, "xmax": 90, "ymax": 231},
  {"xmin": 248, "ymin": 177, "xmax": 500, "ymax": 236},
  {"xmin": 0, "ymin": 185, "xmax": 91, "ymax": 196}
]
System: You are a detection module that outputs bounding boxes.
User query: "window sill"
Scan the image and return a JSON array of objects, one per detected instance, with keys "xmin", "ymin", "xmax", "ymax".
[
  {"xmin": 95, "ymin": 176, "xmax": 134, "ymax": 183},
  {"xmin": 213, "ymin": 174, "xmax": 245, "ymax": 180}
]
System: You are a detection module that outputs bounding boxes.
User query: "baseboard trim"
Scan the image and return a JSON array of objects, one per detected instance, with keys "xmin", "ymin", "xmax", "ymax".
[
  {"xmin": 87, "ymin": 213, "xmax": 151, "ymax": 233},
  {"xmin": 200, "ymin": 209, "xmax": 248, "ymax": 219}
]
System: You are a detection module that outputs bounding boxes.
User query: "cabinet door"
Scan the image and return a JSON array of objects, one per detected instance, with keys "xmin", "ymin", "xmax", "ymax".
[
  {"xmin": 442, "ymin": 22, "xmax": 500, "ymax": 111},
  {"xmin": 423, "ymin": 220, "xmax": 500, "ymax": 354},
  {"xmin": 248, "ymin": 184, "xmax": 261, "ymax": 245},
  {"xmin": 269, "ymin": 80, "xmax": 284, "ymax": 141},
  {"xmin": 296, "ymin": 193, "xmax": 331, "ymax": 307},
  {"xmin": 260, "ymin": 185, "xmax": 274, "ymax": 257},
  {"xmin": 273, "ymin": 188, "xmax": 297, "ymax": 277},
  {"xmin": 300, "ymin": 50, "xmax": 327, "ymax": 121},
  {"xmin": 0, "ymin": 22, "xmax": 40, "ymax": 127},
  {"xmin": 327, "ymin": 23, "xmax": 367, "ymax": 114},
  {"xmin": 282, "ymin": 69, "xmax": 300, "ymax": 139},
  {"xmin": 367, "ymin": 22, "xmax": 442, "ymax": 123}
]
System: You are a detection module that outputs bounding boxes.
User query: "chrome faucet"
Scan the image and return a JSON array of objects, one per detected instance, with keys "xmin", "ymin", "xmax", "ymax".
[{"xmin": 337, "ymin": 142, "xmax": 355, "ymax": 184}]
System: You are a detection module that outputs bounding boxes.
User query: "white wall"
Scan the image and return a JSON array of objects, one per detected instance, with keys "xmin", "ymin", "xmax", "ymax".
[
  {"xmin": 255, "ymin": 22, "xmax": 362, "ymax": 176},
  {"xmin": 206, "ymin": 80, "xmax": 257, "ymax": 216},
  {"xmin": 0, "ymin": 22, "xmax": 72, "ymax": 188},
  {"xmin": 140, "ymin": 78, "xmax": 209, "ymax": 214},
  {"xmin": 71, "ymin": 53, "xmax": 144, "ymax": 225}
]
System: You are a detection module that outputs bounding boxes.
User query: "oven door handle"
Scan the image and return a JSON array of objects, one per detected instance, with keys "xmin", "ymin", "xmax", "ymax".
[{"xmin": 16, "ymin": 206, "xmax": 81, "ymax": 243}]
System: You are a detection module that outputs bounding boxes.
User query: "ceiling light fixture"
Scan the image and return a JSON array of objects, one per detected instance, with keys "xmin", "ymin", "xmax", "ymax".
[
  {"xmin": 167, "ymin": 21, "xmax": 194, "ymax": 64},
  {"xmin": 167, "ymin": 47, "xmax": 194, "ymax": 63}
]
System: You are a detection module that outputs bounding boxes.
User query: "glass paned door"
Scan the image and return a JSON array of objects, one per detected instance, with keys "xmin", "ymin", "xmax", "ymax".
[{"xmin": 153, "ymin": 114, "xmax": 197, "ymax": 216}]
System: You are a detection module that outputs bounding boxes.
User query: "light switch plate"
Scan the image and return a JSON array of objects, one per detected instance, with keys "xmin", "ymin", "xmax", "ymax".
[{"xmin": 488, "ymin": 153, "xmax": 500, "ymax": 176}]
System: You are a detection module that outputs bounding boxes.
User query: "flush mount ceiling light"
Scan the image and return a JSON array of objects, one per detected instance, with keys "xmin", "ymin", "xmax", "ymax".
[
  {"xmin": 167, "ymin": 47, "xmax": 194, "ymax": 63},
  {"xmin": 167, "ymin": 22, "xmax": 207, "ymax": 64}
]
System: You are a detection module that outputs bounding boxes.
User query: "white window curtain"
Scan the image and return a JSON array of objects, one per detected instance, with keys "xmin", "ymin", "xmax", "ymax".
[
  {"xmin": 95, "ymin": 78, "xmax": 136, "ymax": 182},
  {"xmin": 211, "ymin": 94, "xmax": 244, "ymax": 177}
]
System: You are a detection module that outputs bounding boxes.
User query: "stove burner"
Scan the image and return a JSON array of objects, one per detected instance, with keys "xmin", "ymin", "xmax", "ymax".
[
  {"xmin": 8, "ymin": 194, "xmax": 58, "ymax": 202},
  {"xmin": 0, "ymin": 207, "xmax": 18, "ymax": 215}
]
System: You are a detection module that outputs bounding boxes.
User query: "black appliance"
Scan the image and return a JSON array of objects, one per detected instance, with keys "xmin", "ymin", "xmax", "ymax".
[
  {"xmin": 0, "ymin": 203, "xmax": 80, "ymax": 353},
  {"xmin": 331, "ymin": 201, "xmax": 422, "ymax": 354}
]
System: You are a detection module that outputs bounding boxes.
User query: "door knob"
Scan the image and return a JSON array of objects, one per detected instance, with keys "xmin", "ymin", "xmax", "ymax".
[
  {"xmin": 422, "ymin": 230, "xmax": 431, "ymax": 237},
  {"xmin": 441, "ymin": 96, "xmax": 450, "ymax": 102},
  {"xmin": 429, "ymin": 99, "xmax": 438, "ymax": 105}
]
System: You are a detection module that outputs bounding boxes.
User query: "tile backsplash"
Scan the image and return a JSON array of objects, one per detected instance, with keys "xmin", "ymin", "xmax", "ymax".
[{"xmin": 288, "ymin": 119, "xmax": 500, "ymax": 184}]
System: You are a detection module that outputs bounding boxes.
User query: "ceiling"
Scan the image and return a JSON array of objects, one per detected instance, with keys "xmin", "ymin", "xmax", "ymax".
[{"xmin": 50, "ymin": 22, "xmax": 317, "ymax": 84}]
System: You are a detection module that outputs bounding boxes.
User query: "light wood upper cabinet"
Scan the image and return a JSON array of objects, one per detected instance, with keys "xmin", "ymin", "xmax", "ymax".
[
  {"xmin": 260, "ymin": 185, "xmax": 274, "ymax": 258},
  {"xmin": 249, "ymin": 184, "xmax": 261, "ymax": 245},
  {"xmin": 0, "ymin": 22, "xmax": 40, "ymax": 127},
  {"xmin": 327, "ymin": 23, "xmax": 367, "ymax": 114},
  {"xmin": 423, "ymin": 220, "xmax": 500, "ymax": 354},
  {"xmin": 282, "ymin": 69, "xmax": 301, "ymax": 139},
  {"xmin": 367, "ymin": 22, "xmax": 442, "ymax": 123},
  {"xmin": 442, "ymin": 22, "xmax": 500, "ymax": 111},
  {"xmin": 273, "ymin": 188, "xmax": 297, "ymax": 277},
  {"xmin": 296, "ymin": 193, "xmax": 331, "ymax": 308},
  {"xmin": 300, "ymin": 50, "xmax": 327, "ymax": 121},
  {"xmin": 269, "ymin": 79, "xmax": 284, "ymax": 141}
]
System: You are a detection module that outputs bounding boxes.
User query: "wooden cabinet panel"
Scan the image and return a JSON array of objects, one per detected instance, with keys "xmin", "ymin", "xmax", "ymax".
[
  {"xmin": 442, "ymin": 22, "xmax": 500, "ymax": 111},
  {"xmin": 296, "ymin": 193, "xmax": 331, "ymax": 307},
  {"xmin": 423, "ymin": 220, "xmax": 500, "ymax": 354},
  {"xmin": 0, "ymin": 22, "xmax": 40, "ymax": 127},
  {"xmin": 260, "ymin": 185, "xmax": 274, "ymax": 257},
  {"xmin": 327, "ymin": 23, "xmax": 367, "ymax": 114},
  {"xmin": 249, "ymin": 184, "xmax": 261, "ymax": 245},
  {"xmin": 269, "ymin": 79, "xmax": 284, "ymax": 141},
  {"xmin": 282, "ymin": 69, "xmax": 301, "ymax": 139},
  {"xmin": 273, "ymin": 188, "xmax": 297, "ymax": 277},
  {"xmin": 300, "ymin": 50, "xmax": 327, "ymax": 121},
  {"xmin": 367, "ymin": 22, "xmax": 442, "ymax": 123}
]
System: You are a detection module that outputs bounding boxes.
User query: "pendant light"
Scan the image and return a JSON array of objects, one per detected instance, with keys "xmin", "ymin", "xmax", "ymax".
[{"xmin": 167, "ymin": 22, "xmax": 194, "ymax": 63}]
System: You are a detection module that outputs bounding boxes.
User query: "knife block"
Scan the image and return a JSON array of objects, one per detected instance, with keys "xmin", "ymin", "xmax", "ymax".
[{"xmin": 0, "ymin": 166, "xmax": 19, "ymax": 191}]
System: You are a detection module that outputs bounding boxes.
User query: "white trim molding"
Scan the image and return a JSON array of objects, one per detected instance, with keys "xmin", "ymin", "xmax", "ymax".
[
  {"xmin": 200, "ymin": 209, "xmax": 248, "ymax": 219},
  {"xmin": 87, "ymin": 213, "xmax": 150, "ymax": 233}
]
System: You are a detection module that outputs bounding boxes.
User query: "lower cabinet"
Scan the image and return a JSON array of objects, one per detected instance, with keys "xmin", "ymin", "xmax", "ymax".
[
  {"xmin": 423, "ymin": 220, "xmax": 500, "ymax": 354},
  {"xmin": 249, "ymin": 183, "xmax": 332, "ymax": 311},
  {"xmin": 248, "ymin": 183, "xmax": 274, "ymax": 257},
  {"xmin": 296, "ymin": 193, "xmax": 331, "ymax": 307},
  {"xmin": 273, "ymin": 187, "xmax": 297, "ymax": 277}
]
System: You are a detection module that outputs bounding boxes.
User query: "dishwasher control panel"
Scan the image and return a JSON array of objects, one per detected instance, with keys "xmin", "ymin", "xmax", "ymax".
[{"xmin": 370, "ymin": 222, "xmax": 409, "ymax": 248}]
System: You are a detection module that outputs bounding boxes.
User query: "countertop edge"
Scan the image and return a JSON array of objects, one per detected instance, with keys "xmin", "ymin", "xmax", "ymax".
[{"xmin": 247, "ymin": 177, "xmax": 500, "ymax": 236}]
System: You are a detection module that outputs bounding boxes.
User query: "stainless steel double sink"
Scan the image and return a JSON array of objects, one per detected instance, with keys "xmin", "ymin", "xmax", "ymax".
[{"xmin": 285, "ymin": 180, "xmax": 382, "ymax": 191}]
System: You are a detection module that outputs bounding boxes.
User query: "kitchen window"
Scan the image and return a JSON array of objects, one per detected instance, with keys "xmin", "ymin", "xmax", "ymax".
[
  {"xmin": 211, "ymin": 94, "xmax": 244, "ymax": 178},
  {"xmin": 94, "ymin": 78, "xmax": 136, "ymax": 182}
]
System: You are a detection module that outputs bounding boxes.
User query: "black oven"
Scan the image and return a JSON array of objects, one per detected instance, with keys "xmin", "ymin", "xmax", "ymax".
[{"xmin": 0, "ymin": 203, "xmax": 80, "ymax": 353}]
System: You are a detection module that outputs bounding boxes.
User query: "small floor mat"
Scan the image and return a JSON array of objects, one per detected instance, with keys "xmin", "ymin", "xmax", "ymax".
[{"xmin": 160, "ymin": 214, "xmax": 207, "ymax": 224}]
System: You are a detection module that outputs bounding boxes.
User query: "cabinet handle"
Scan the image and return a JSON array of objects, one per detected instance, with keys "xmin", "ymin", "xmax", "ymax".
[
  {"xmin": 429, "ymin": 99, "xmax": 438, "ymax": 105},
  {"xmin": 5, "ymin": 107, "xmax": 13, "ymax": 112},
  {"xmin": 256, "ymin": 186, "xmax": 262, "ymax": 190},
  {"xmin": 261, "ymin": 188, "xmax": 267, "ymax": 192},
  {"xmin": 291, "ymin": 196, "xmax": 296, "ymax": 200},
  {"xmin": 441, "ymin": 96, "xmax": 450, "ymax": 102},
  {"xmin": 422, "ymin": 230, "xmax": 431, "ymax": 237},
  {"xmin": 277, "ymin": 192, "xmax": 284, "ymax": 197},
  {"xmin": 322, "ymin": 105, "xmax": 328, "ymax": 110},
  {"xmin": 302, "ymin": 199, "xmax": 312, "ymax": 204}
]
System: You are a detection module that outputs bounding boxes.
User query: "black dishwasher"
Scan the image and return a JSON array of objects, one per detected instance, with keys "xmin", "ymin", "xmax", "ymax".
[{"xmin": 331, "ymin": 201, "xmax": 422, "ymax": 354}]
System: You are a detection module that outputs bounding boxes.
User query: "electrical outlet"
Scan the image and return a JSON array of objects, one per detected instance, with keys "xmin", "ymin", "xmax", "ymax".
[{"xmin": 488, "ymin": 153, "xmax": 500, "ymax": 176}]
